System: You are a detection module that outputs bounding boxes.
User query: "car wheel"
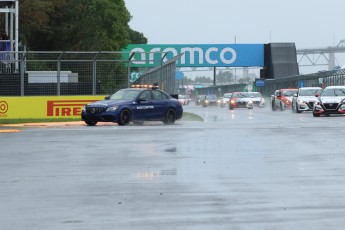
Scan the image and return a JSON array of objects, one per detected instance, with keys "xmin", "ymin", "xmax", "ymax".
[
  {"xmin": 279, "ymin": 101, "xmax": 284, "ymax": 111},
  {"xmin": 296, "ymin": 103, "xmax": 302, "ymax": 113},
  {"xmin": 271, "ymin": 101, "xmax": 276, "ymax": 111},
  {"xmin": 163, "ymin": 108, "xmax": 176, "ymax": 125},
  {"xmin": 117, "ymin": 109, "xmax": 131, "ymax": 125},
  {"xmin": 85, "ymin": 121, "xmax": 97, "ymax": 126},
  {"xmin": 229, "ymin": 105, "xmax": 233, "ymax": 110},
  {"xmin": 313, "ymin": 112, "xmax": 320, "ymax": 117}
]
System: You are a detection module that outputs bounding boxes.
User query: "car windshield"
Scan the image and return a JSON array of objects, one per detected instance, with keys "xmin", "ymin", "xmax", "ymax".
[
  {"xmin": 232, "ymin": 92, "xmax": 249, "ymax": 98},
  {"xmin": 206, "ymin": 95, "xmax": 217, "ymax": 99},
  {"xmin": 299, "ymin": 88, "xmax": 322, "ymax": 96},
  {"xmin": 108, "ymin": 89, "xmax": 141, "ymax": 100},
  {"xmin": 282, "ymin": 90, "xmax": 297, "ymax": 96},
  {"xmin": 321, "ymin": 88, "xmax": 345, "ymax": 96},
  {"xmin": 248, "ymin": 92, "xmax": 262, "ymax": 97},
  {"xmin": 223, "ymin": 93, "xmax": 232, "ymax": 98}
]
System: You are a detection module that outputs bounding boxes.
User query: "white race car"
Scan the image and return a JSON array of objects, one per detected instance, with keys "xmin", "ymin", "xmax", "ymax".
[
  {"xmin": 313, "ymin": 86, "xmax": 345, "ymax": 117},
  {"xmin": 292, "ymin": 87, "xmax": 322, "ymax": 113}
]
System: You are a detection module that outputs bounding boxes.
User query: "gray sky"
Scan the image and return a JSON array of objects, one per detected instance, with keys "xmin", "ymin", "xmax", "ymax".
[{"xmin": 125, "ymin": 0, "xmax": 345, "ymax": 76}]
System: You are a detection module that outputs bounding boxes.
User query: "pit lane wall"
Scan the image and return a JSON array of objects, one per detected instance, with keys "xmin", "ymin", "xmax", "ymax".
[{"xmin": 0, "ymin": 96, "xmax": 105, "ymax": 120}]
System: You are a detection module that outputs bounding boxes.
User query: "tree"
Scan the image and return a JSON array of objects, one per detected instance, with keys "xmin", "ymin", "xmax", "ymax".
[
  {"xmin": 237, "ymin": 76, "xmax": 252, "ymax": 84},
  {"xmin": 194, "ymin": 76, "xmax": 212, "ymax": 83},
  {"xmin": 216, "ymin": 70, "xmax": 233, "ymax": 84},
  {"xmin": 18, "ymin": 0, "xmax": 147, "ymax": 51}
]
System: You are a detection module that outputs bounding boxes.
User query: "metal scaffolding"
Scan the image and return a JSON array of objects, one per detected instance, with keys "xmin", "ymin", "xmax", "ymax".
[{"xmin": 0, "ymin": 0, "xmax": 19, "ymax": 72}]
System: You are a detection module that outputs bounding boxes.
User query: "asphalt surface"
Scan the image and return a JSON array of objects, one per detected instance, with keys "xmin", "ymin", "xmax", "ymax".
[{"xmin": 1, "ymin": 104, "xmax": 345, "ymax": 230}]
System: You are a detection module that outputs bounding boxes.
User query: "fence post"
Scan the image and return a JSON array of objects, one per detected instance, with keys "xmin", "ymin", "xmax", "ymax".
[
  {"xmin": 20, "ymin": 54, "xmax": 25, "ymax": 96},
  {"xmin": 127, "ymin": 52, "xmax": 136, "ymax": 88},
  {"xmin": 92, "ymin": 52, "xmax": 100, "ymax": 95},
  {"xmin": 57, "ymin": 52, "xmax": 63, "ymax": 96}
]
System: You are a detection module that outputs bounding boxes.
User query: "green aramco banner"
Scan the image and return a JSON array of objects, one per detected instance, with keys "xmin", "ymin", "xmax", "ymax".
[{"xmin": 122, "ymin": 44, "xmax": 264, "ymax": 68}]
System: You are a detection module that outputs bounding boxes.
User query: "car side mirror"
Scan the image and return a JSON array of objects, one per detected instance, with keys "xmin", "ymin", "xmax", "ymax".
[
  {"xmin": 170, "ymin": 94, "xmax": 178, "ymax": 99},
  {"xmin": 293, "ymin": 93, "xmax": 297, "ymax": 97},
  {"xmin": 104, "ymin": 96, "xmax": 110, "ymax": 100}
]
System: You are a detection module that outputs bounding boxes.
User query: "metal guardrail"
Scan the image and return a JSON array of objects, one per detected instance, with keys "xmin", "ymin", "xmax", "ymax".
[
  {"xmin": 0, "ymin": 51, "xmax": 179, "ymax": 96},
  {"xmin": 194, "ymin": 69, "xmax": 345, "ymax": 97}
]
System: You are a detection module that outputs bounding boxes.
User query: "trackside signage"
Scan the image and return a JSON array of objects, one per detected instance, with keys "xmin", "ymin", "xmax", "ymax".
[
  {"xmin": 0, "ymin": 96, "xmax": 105, "ymax": 120},
  {"xmin": 123, "ymin": 44, "xmax": 264, "ymax": 67}
]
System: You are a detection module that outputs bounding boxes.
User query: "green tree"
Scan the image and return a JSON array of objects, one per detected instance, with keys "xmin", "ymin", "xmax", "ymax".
[
  {"xmin": 216, "ymin": 70, "xmax": 233, "ymax": 84},
  {"xmin": 128, "ymin": 28, "xmax": 148, "ymax": 44},
  {"xmin": 237, "ymin": 76, "xmax": 252, "ymax": 84},
  {"xmin": 194, "ymin": 76, "xmax": 212, "ymax": 83},
  {"xmin": 18, "ymin": 0, "xmax": 147, "ymax": 51}
]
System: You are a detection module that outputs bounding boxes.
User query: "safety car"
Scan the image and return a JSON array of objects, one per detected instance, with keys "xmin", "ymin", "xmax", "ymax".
[
  {"xmin": 271, "ymin": 88, "xmax": 298, "ymax": 111},
  {"xmin": 291, "ymin": 87, "xmax": 322, "ymax": 113},
  {"xmin": 313, "ymin": 86, "xmax": 345, "ymax": 117},
  {"xmin": 81, "ymin": 84, "xmax": 183, "ymax": 126}
]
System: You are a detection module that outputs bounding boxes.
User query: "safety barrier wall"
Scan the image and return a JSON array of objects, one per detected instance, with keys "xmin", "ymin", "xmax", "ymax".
[
  {"xmin": 196, "ymin": 69, "xmax": 345, "ymax": 97},
  {"xmin": 0, "ymin": 96, "xmax": 105, "ymax": 120}
]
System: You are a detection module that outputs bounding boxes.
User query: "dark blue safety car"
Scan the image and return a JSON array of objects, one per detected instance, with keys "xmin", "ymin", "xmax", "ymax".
[{"xmin": 81, "ymin": 85, "xmax": 183, "ymax": 126}]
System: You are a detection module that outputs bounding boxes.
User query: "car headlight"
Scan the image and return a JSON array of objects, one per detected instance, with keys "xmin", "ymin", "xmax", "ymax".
[
  {"xmin": 297, "ymin": 99, "xmax": 305, "ymax": 104},
  {"xmin": 314, "ymin": 102, "xmax": 322, "ymax": 109},
  {"xmin": 106, "ymin": 106, "xmax": 119, "ymax": 112}
]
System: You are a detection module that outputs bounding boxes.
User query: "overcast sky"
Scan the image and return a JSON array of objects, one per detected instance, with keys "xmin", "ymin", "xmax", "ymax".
[{"xmin": 124, "ymin": 0, "xmax": 345, "ymax": 75}]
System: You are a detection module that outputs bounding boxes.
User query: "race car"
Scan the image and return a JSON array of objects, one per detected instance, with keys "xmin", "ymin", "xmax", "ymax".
[
  {"xmin": 201, "ymin": 94, "xmax": 218, "ymax": 107},
  {"xmin": 271, "ymin": 88, "xmax": 298, "ymax": 111},
  {"xmin": 292, "ymin": 87, "xmax": 322, "ymax": 113},
  {"xmin": 313, "ymin": 86, "xmax": 345, "ymax": 117},
  {"xmin": 229, "ymin": 92, "xmax": 254, "ymax": 110},
  {"xmin": 248, "ymin": 92, "xmax": 266, "ymax": 107},
  {"xmin": 178, "ymin": 95, "xmax": 189, "ymax": 105},
  {"xmin": 81, "ymin": 84, "xmax": 183, "ymax": 125},
  {"xmin": 221, "ymin": 93, "xmax": 233, "ymax": 107}
]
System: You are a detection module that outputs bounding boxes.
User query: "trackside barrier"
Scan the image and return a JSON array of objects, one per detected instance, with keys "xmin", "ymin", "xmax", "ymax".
[
  {"xmin": 195, "ymin": 69, "xmax": 345, "ymax": 97},
  {"xmin": 0, "ymin": 96, "xmax": 105, "ymax": 120},
  {"xmin": 0, "ymin": 51, "xmax": 179, "ymax": 97}
]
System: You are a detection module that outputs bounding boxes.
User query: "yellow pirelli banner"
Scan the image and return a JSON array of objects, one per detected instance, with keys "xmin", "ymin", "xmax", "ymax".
[{"xmin": 0, "ymin": 96, "xmax": 106, "ymax": 120}]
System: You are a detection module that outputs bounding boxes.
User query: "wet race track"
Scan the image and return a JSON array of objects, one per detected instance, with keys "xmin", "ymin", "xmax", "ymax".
[{"xmin": 1, "ymin": 104, "xmax": 345, "ymax": 230}]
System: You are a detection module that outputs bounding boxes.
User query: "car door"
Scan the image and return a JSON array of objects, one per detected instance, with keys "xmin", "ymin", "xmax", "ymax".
[
  {"xmin": 135, "ymin": 90, "xmax": 155, "ymax": 120},
  {"xmin": 274, "ymin": 90, "xmax": 282, "ymax": 107},
  {"xmin": 151, "ymin": 90, "xmax": 170, "ymax": 119}
]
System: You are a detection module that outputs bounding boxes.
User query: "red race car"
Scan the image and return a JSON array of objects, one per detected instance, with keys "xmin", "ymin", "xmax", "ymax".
[{"xmin": 271, "ymin": 88, "xmax": 298, "ymax": 111}]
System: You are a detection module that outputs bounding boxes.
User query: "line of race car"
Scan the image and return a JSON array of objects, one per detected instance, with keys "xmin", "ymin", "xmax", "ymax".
[
  {"xmin": 186, "ymin": 85, "xmax": 345, "ymax": 117},
  {"xmin": 81, "ymin": 84, "xmax": 345, "ymax": 126},
  {"xmin": 271, "ymin": 86, "xmax": 345, "ymax": 117}
]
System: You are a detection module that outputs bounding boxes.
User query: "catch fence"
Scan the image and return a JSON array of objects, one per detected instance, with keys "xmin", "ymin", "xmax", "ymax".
[{"xmin": 0, "ymin": 51, "xmax": 179, "ymax": 96}]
